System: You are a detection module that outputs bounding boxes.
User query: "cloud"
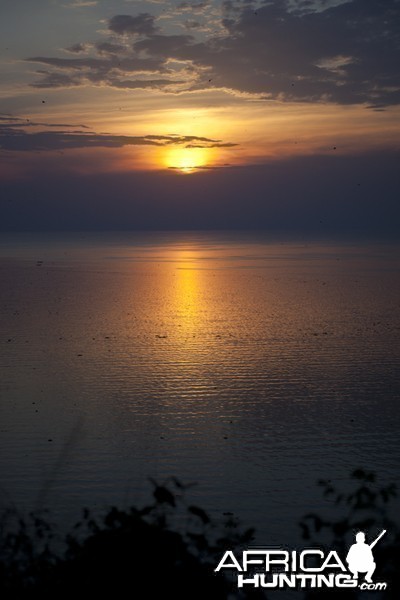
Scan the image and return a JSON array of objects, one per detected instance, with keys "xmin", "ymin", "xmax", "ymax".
[
  {"xmin": 28, "ymin": 56, "xmax": 122, "ymax": 71},
  {"xmin": 108, "ymin": 13, "xmax": 158, "ymax": 36},
  {"xmin": 133, "ymin": 34, "xmax": 196, "ymax": 58},
  {"xmin": 26, "ymin": 54, "xmax": 168, "ymax": 89},
  {"xmin": 287, "ymin": 0, "xmax": 352, "ymax": 15},
  {"xmin": 185, "ymin": 142, "xmax": 238, "ymax": 148},
  {"xmin": 25, "ymin": 0, "xmax": 400, "ymax": 106},
  {"xmin": 64, "ymin": 1, "xmax": 98, "ymax": 7},
  {"xmin": 183, "ymin": 20, "xmax": 202, "ymax": 30},
  {"xmin": 176, "ymin": 1, "xmax": 210, "ymax": 13},
  {"xmin": 315, "ymin": 54, "xmax": 357, "ymax": 76},
  {"xmin": 0, "ymin": 114, "xmax": 89, "ymax": 129},
  {"xmin": 0, "ymin": 116, "xmax": 237, "ymax": 153},
  {"xmin": 200, "ymin": 0, "xmax": 400, "ymax": 106},
  {"xmin": 64, "ymin": 43, "xmax": 91, "ymax": 54},
  {"xmin": 95, "ymin": 42, "xmax": 127, "ymax": 56}
]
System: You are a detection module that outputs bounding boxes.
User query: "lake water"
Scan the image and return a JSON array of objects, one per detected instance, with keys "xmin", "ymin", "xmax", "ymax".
[{"xmin": 0, "ymin": 231, "xmax": 399, "ymax": 547}]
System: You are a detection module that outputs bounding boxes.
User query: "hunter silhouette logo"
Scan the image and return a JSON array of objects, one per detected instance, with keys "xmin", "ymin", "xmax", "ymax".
[
  {"xmin": 346, "ymin": 530, "xmax": 386, "ymax": 584},
  {"xmin": 215, "ymin": 529, "xmax": 388, "ymax": 591}
]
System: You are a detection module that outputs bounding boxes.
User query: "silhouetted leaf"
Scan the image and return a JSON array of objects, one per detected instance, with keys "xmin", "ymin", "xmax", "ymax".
[{"xmin": 188, "ymin": 505, "xmax": 210, "ymax": 525}]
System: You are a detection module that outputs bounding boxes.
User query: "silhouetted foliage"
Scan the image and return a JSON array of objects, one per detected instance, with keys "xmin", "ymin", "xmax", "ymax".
[
  {"xmin": 1, "ymin": 470, "xmax": 399, "ymax": 599},
  {"xmin": 299, "ymin": 468, "xmax": 400, "ymax": 598},
  {"xmin": 0, "ymin": 477, "xmax": 263, "ymax": 599}
]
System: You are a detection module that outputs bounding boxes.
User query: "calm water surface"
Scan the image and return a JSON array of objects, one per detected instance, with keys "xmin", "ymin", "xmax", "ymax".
[{"xmin": 0, "ymin": 232, "xmax": 399, "ymax": 545}]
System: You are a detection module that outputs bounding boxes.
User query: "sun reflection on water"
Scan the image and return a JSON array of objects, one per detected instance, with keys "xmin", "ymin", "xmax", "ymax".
[{"xmin": 172, "ymin": 251, "xmax": 203, "ymax": 335}]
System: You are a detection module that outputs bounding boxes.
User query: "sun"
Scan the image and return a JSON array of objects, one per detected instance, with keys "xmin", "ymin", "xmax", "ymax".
[{"xmin": 163, "ymin": 146, "xmax": 211, "ymax": 173}]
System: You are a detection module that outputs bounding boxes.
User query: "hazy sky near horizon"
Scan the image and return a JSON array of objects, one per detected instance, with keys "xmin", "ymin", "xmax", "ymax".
[{"xmin": 0, "ymin": 0, "xmax": 399, "ymax": 232}]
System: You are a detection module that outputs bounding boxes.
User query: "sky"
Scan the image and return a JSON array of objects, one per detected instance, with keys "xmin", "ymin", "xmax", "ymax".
[{"xmin": 0, "ymin": 0, "xmax": 399, "ymax": 233}]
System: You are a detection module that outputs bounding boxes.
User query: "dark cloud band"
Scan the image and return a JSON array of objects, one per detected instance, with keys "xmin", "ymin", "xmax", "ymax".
[{"xmin": 0, "ymin": 116, "xmax": 237, "ymax": 153}]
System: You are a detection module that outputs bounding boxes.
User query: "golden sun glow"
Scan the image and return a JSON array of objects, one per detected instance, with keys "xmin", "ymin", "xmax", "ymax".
[{"xmin": 163, "ymin": 146, "xmax": 211, "ymax": 173}]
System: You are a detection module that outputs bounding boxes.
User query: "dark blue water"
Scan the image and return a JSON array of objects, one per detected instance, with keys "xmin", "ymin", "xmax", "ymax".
[{"xmin": 0, "ymin": 231, "xmax": 399, "ymax": 547}]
